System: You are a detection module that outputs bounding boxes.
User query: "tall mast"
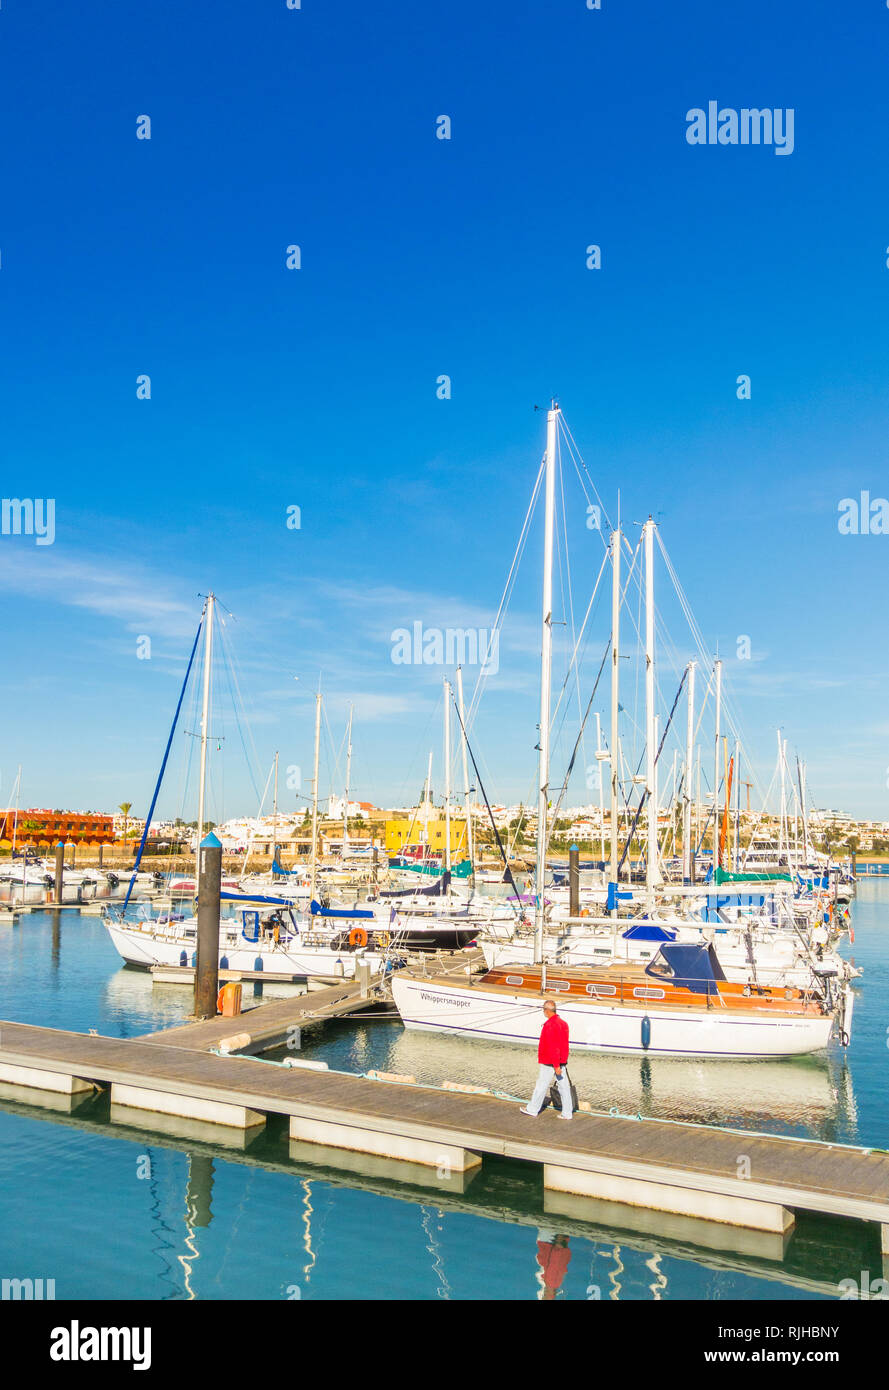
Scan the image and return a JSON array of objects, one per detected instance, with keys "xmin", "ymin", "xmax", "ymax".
[
  {"xmin": 456, "ymin": 666, "xmax": 474, "ymax": 869},
  {"xmin": 777, "ymin": 730, "xmax": 786, "ymax": 864},
  {"xmin": 310, "ymin": 687, "xmax": 322, "ymax": 901},
  {"xmin": 713, "ymin": 658, "xmax": 722, "ymax": 868},
  {"xmin": 422, "ymin": 751, "xmax": 432, "ymax": 848},
  {"xmin": 644, "ymin": 519, "xmax": 661, "ymax": 896},
  {"xmin": 683, "ymin": 661, "xmax": 696, "ymax": 883},
  {"xmin": 11, "ymin": 764, "xmax": 21, "ymax": 858},
  {"xmin": 273, "ymin": 750, "xmax": 279, "ymax": 849},
  {"xmin": 534, "ymin": 402, "xmax": 558, "ymax": 962},
  {"xmin": 595, "ymin": 711, "xmax": 606, "ymax": 864},
  {"xmin": 734, "ymin": 738, "xmax": 741, "ymax": 871},
  {"xmin": 343, "ymin": 704, "xmax": 353, "ymax": 861},
  {"xmin": 609, "ymin": 525, "xmax": 621, "ymax": 909},
  {"xmin": 443, "ymin": 678, "xmax": 452, "ymax": 873},
  {"xmin": 196, "ymin": 592, "xmax": 215, "ymax": 871}
]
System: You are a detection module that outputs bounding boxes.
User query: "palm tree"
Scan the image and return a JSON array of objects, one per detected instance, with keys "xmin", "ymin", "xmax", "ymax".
[{"xmin": 118, "ymin": 802, "xmax": 133, "ymax": 852}]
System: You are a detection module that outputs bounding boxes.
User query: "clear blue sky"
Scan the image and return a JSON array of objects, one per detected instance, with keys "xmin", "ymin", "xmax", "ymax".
[{"xmin": 1, "ymin": 0, "xmax": 888, "ymax": 824}]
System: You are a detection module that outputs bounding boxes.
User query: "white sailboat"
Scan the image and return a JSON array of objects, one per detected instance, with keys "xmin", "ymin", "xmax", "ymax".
[
  {"xmin": 391, "ymin": 405, "xmax": 851, "ymax": 1058},
  {"xmin": 105, "ymin": 598, "xmax": 390, "ymax": 981}
]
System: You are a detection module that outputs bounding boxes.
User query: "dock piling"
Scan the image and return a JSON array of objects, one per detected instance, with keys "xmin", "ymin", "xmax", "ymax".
[
  {"xmin": 194, "ymin": 833, "xmax": 222, "ymax": 1019},
  {"xmin": 53, "ymin": 841, "xmax": 64, "ymax": 905},
  {"xmin": 569, "ymin": 843, "xmax": 579, "ymax": 917}
]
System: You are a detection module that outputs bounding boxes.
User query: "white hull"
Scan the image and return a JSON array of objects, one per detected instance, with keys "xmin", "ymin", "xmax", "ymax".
[
  {"xmin": 105, "ymin": 920, "xmax": 385, "ymax": 979},
  {"xmin": 391, "ymin": 975, "xmax": 835, "ymax": 1060}
]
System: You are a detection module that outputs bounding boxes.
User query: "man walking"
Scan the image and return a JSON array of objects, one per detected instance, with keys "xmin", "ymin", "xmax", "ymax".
[{"xmin": 520, "ymin": 999, "xmax": 573, "ymax": 1119}]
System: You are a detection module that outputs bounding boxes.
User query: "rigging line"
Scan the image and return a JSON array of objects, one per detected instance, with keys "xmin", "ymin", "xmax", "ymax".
[
  {"xmin": 241, "ymin": 760, "xmax": 276, "ymax": 876},
  {"xmin": 544, "ymin": 640, "xmax": 611, "ymax": 858},
  {"xmin": 617, "ymin": 668, "xmax": 688, "ymax": 873},
  {"xmin": 656, "ymin": 530, "xmax": 764, "ymax": 801},
  {"xmin": 121, "ymin": 615, "xmax": 204, "ymax": 912},
  {"xmin": 548, "ymin": 542, "xmax": 610, "ymax": 752},
  {"xmin": 558, "ymin": 412, "xmax": 614, "ymax": 538},
  {"xmin": 215, "ymin": 616, "xmax": 264, "ymax": 805},
  {"xmin": 450, "ymin": 691, "xmax": 523, "ymax": 911},
  {"xmin": 466, "ymin": 449, "xmax": 546, "ymax": 731}
]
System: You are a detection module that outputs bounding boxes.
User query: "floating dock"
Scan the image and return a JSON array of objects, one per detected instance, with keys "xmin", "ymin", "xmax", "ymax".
[{"xmin": 0, "ymin": 1013, "xmax": 887, "ymax": 1258}]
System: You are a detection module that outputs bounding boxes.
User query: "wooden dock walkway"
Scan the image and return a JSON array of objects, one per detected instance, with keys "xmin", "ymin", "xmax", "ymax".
[
  {"xmin": 0, "ymin": 1016, "xmax": 887, "ymax": 1253},
  {"xmin": 134, "ymin": 977, "xmax": 393, "ymax": 1054}
]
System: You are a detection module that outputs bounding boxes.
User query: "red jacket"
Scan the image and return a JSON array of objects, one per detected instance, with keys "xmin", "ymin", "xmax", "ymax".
[{"xmin": 538, "ymin": 1013, "xmax": 569, "ymax": 1067}]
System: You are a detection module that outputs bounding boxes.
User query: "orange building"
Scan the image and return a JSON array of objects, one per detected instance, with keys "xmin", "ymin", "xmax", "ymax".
[{"xmin": 0, "ymin": 808, "xmax": 116, "ymax": 848}]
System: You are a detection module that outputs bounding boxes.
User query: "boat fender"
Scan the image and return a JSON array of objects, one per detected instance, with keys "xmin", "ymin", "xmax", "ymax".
[
  {"xmin": 179, "ymin": 950, "xmax": 187, "ymax": 967},
  {"xmin": 641, "ymin": 1015, "xmax": 651, "ymax": 1051},
  {"xmin": 216, "ymin": 987, "xmax": 226, "ymax": 1014}
]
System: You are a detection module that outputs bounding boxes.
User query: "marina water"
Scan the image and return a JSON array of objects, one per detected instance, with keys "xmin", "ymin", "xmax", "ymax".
[{"xmin": 0, "ymin": 883, "xmax": 885, "ymax": 1300}]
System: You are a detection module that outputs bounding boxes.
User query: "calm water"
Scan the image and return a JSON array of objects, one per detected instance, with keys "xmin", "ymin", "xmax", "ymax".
[{"xmin": 0, "ymin": 885, "xmax": 886, "ymax": 1300}]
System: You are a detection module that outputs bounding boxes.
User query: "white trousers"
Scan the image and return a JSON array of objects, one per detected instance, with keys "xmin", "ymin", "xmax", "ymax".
[{"xmin": 528, "ymin": 1064, "xmax": 573, "ymax": 1117}]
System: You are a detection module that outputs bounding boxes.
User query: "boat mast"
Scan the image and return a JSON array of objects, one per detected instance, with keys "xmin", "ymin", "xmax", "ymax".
[
  {"xmin": 609, "ymin": 525, "xmax": 621, "ymax": 912},
  {"xmin": 11, "ymin": 764, "xmax": 21, "ymax": 859},
  {"xmin": 534, "ymin": 402, "xmax": 558, "ymax": 963},
  {"xmin": 273, "ymin": 750, "xmax": 279, "ymax": 852},
  {"xmin": 644, "ymin": 518, "xmax": 661, "ymax": 898},
  {"xmin": 309, "ymin": 687, "xmax": 322, "ymax": 902},
  {"xmin": 422, "ymin": 750, "xmax": 432, "ymax": 851},
  {"xmin": 777, "ymin": 729, "xmax": 786, "ymax": 866},
  {"xmin": 196, "ymin": 592, "xmax": 215, "ymax": 875},
  {"xmin": 683, "ymin": 661, "xmax": 696, "ymax": 883},
  {"xmin": 343, "ymin": 703, "xmax": 353, "ymax": 861},
  {"xmin": 713, "ymin": 658, "xmax": 722, "ymax": 869},
  {"xmin": 595, "ymin": 711, "xmax": 606, "ymax": 864},
  {"xmin": 443, "ymin": 678, "xmax": 452, "ymax": 874},
  {"xmin": 456, "ymin": 665, "xmax": 474, "ymax": 870},
  {"xmin": 734, "ymin": 737, "xmax": 741, "ymax": 871}
]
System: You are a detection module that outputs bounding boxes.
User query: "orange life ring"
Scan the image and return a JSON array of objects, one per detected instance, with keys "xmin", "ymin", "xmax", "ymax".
[{"xmin": 349, "ymin": 926, "xmax": 368, "ymax": 948}]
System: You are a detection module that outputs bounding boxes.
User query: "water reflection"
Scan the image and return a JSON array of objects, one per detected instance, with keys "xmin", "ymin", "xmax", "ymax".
[
  {"xmin": 379, "ymin": 1026, "xmax": 846, "ymax": 1136},
  {"xmin": 0, "ymin": 1089, "xmax": 879, "ymax": 1300}
]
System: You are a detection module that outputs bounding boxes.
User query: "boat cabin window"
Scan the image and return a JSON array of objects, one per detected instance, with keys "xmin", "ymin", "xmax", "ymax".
[
  {"xmin": 586, "ymin": 983, "xmax": 616, "ymax": 996},
  {"xmin": 548, "ymin": 980, "xmax": 570, "ymax": 991},
  {"xmin": 633, "ymin": 987, "xmax": 665, "ymax": 1000},
  {"xmin": 504, "ymin": 975, "xmax": 524, "ymax": 986}
]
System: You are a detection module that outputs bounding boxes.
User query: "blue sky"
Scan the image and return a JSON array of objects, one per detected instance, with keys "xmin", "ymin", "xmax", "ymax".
[{"xmin": 1, "ymin": 0, "xmax": 888, "ymax": 824}]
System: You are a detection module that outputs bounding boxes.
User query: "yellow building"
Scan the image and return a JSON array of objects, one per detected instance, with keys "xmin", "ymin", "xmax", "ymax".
[{"xmin": 385, "ymin": 816, "xmax": 469, "ymax": 858}]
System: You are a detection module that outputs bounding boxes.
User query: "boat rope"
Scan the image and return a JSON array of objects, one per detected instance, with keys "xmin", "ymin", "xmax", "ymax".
[
  {"xmin": 121, "ymin": 614, "xmax": 204, "ymax": 913},
  {"xmin": 451, "ymin": 694, "xmax": 523, "ymax": 910}
]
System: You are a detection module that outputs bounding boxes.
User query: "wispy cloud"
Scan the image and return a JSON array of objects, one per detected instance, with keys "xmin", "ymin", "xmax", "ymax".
[{"xmin": 0, "ymin": 548, "xmax": 197, "ymax": 639}]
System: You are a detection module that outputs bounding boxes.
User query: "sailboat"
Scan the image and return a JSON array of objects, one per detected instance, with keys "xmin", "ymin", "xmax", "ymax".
[
  {"xmin": 104, "ymin": 596, "xmax": 393, "ymax": 981},
  {"xmin": 390, "ymin": 405, "xmax": 853, "ymax": 1058}
]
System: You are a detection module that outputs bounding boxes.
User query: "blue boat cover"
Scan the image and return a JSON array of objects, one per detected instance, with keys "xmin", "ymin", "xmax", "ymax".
[
  {"xmin": 622, "ymin": 923, "xmax": 677, "ymax": 941},
  {"xmin": 220, "ymin": 892, "xmax": 294, "ymax": 907},
  {"xmin": 309, "ymin": 900, "xmax": 374, "ymax": 919},
  {"xmin": 645, "ymin": 942, "xmax": 726, "ymax": 994},
  {"xmin": 380, "ymin": 871, "xmax": 451, "ymax": 899}
]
